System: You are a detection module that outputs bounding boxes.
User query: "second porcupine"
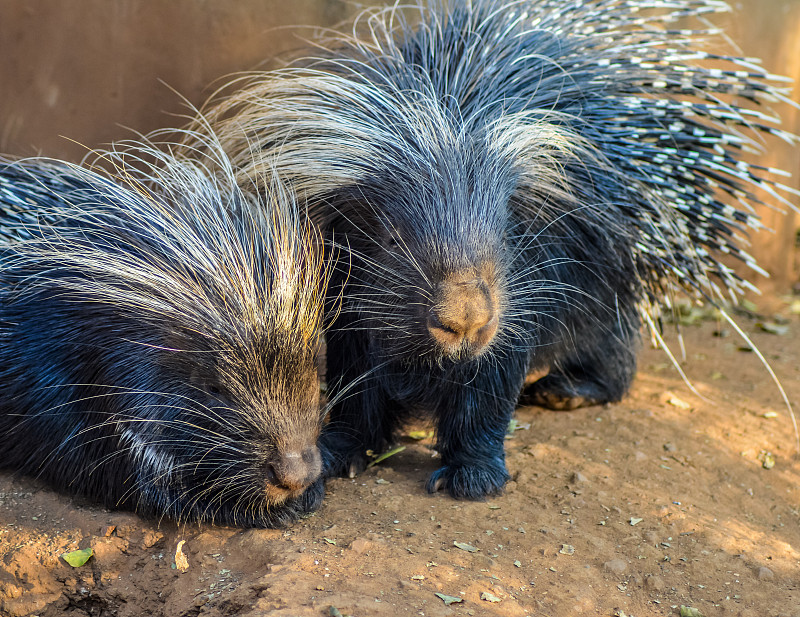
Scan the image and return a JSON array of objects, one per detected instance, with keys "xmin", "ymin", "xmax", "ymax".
[
  {"xmin": 199, "ymin": 0, "xmax": 797, "ymax": 499},
  {"xmin": 0, "ymin": 129, "xmax": 329, "ymax": 527}
]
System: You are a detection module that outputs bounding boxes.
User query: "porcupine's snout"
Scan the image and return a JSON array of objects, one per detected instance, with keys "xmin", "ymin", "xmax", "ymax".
[
  {"xmin": 265, "ymin": 445, "xmax": 322, "ymax": 493},
  {"xmin": 427, "ymin": 270, "xmax": 499, "ymax": 357}
]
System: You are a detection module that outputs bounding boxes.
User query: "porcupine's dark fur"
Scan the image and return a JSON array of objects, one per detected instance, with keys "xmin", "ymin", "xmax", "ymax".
[
  {"xmin": 197, "ymin": 0, "xmax": 797, "ymax": 499},
  {"xmin": 0, "ymin": 131, "xmax": 330, "ymax": 527}
]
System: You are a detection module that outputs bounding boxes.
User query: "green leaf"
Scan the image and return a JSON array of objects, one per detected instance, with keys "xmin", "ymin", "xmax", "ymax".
[
  {"xmin": 365, "ymin": 445, "xmax": 406, "ymax": 468},
  {"xmin": 62, "ymin": 547, "xmax": 93, "ymax": 567}
]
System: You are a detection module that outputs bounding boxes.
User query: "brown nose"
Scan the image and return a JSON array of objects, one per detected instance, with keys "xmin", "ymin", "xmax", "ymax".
[
  {"xmin": 267, "ymin": 446, "xmax": 322, "ymax": 492},
  {"xmin": 427, "ymin": 275, "xmax": 498, "ymax": 355}
]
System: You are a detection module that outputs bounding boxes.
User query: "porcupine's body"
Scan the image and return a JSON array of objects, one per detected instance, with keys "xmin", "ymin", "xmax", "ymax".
[
  {"xmin": 199, "ymin": 0, "xmax": 797, "ymax": 499},
  {"xmin": 0, "ymin": 133, "xmax": 329, "ymax": 527}
]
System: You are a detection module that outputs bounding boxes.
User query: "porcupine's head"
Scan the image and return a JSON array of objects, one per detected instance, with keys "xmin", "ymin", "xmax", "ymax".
[
  {"xmin": 201, "ymin": 0, "xmax": 796, "ymax": 366},
  {"xmin": 0, "ymin": 132, "xmax": 329, "ymax": 527},
  {"xmin": 198, "ymin": 11, "xmax": 591, "ymax": 366},
  {"xmin": 322, "ymin": 127, "xmax": 520, "ymax": 363}
]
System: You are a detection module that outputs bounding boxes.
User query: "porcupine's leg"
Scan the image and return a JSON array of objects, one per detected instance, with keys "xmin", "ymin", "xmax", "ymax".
[
  {"xmin": 426, "ymin": 349, "xmax": 529, "ymax": 499},
  {"xmin": 523, "ymin": 313, "xmax": 640, "ymax": 411},
  {"xmin": 320, "ymin": 325, "xmax": 406, "ymax": 478}
]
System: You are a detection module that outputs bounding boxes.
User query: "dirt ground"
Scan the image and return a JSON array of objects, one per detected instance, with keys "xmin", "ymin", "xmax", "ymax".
[{"xmin": 1, "ymin": 298, "xmax": 799, "ymax": 617}]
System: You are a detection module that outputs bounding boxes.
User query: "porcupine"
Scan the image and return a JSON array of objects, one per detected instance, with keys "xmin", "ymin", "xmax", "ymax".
[
  {"xmin": 0, "ymin": 129, "xmax": 330, "ymax": 527},
  {"xmin": 196, "ymin": 0, "xmax": 797, "ymax": 500}
]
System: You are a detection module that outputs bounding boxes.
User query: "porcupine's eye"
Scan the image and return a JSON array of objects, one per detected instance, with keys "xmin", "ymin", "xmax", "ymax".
[
  {"xmin": 207, "ymin": 383, "xmax": 221, "ymax": 396},
  {"xmin": 204, "ymin": 381, "xmax": 233, "ymax": 402},
  {"xmin": 196, "ymin": 373, "xmax": 226, "ymax": 400},
  {"xmin": 188, "ymin": 367, "xmax": 226, "ymax": 399}
]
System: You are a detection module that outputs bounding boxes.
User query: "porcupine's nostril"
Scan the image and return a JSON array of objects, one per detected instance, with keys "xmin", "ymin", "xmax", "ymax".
[
  {"xmin": 268, "ymin": 447, "xmax": 322, "ymax": 492},
  {"xmin": 427, "ymin": 274, "xmax": 498, "ymax": 355}
]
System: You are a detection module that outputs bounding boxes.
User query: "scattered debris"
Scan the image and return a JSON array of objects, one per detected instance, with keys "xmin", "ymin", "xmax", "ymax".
[
  {"xmin": 758, "ymin": 450, "xmax": 776, "ymax": 470},
  {"xmin": 668, "ymin": 397, "xmax": 691, "ymax": 410},
  {"xmin": 454, "ymin": 541, "xmax": 479, "ymax": 553},
  {"xmin": 506, "ymin": 418, "xmax": 531, "ymax": 435},
  {"xmin": 407, "ymin": 430, "xmax": 433, "ymax": 440},
  {"xmin": 756, "ymin": 321, "xmax": 789, "ymax": 336},
  {"xmin": 435, "ymin": 593, "xmax": 463, "ymax": 605},
  {"xmin": 481, "ymin": 591, "xmax": 502, "ymax": 603}
]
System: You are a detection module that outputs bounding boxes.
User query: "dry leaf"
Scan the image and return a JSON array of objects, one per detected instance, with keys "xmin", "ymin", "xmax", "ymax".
[
  {"xmin": 453, "ymin": 541, "xmax": 479, "ymax": 552},
  {"xmin": 435, "ymin": 593, "xmax": 463, "ymax": 605},
  {"xmin": 175, "ymin": 540, "xmax": 189, "ymax": 572}
]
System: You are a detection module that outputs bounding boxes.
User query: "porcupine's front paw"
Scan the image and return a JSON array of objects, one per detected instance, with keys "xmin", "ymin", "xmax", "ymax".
[{"xmin": 426, "ymin": 458, "xmax": 510, "ymax": 500}]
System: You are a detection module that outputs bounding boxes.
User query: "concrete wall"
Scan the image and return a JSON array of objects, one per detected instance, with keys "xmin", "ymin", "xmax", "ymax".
[{"xmin": 1, "ymin": 0, "xmax": 797, "ymax": 289}]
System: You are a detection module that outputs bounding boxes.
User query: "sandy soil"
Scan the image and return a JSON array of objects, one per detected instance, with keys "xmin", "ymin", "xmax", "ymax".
[{"xmin": 1, "ymin": 302, "xmax": 799, "ymax": 617}]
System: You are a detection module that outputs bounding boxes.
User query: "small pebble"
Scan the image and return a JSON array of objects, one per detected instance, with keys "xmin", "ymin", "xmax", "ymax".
[
  {"xmin": 570, "ymin": 471, "xmax": 587, "ymax": 483},
  {"xmin": 644, "ymin": 574, "xmax": 665, "ymax": 591},
  {"xmin": 480, "ymin": 591, "xmax": 501, "ymax": 603},
  {"xmin": 348, "ymin": 538, "xmax": 373, "ymax": 554},
  {"xmin": 603, "ymin": 559, "xmax": 627, "ymax": 575},
  {"xmin": 756, "ymin": 566, "xmax": 774, "ymax": 581}
]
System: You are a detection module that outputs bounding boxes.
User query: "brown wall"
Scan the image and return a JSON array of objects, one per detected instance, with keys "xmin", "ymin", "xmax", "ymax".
[
  {"xmin": 0, "ymin": 0, "xmax": 353, "ymax": 160},
  {"xmin": 711, "ymin": 1, "xmax": 800, "ymax": 292},
  {"xmin": 1, "ymin": 0, "xmax": 798, "ymax": 289}
]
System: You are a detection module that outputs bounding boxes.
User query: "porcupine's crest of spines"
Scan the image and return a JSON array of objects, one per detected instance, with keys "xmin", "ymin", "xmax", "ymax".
[
  {"xmin": 201, "ymin": 0, "xmax": 797, "ymax": 317},
  {"xmin": 0, "ymin": 133, "xmax": 329, "ymax": 525},
  {"xmin": 0, "ymin": 143, "xmax": 325, "ymax": 352}
]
